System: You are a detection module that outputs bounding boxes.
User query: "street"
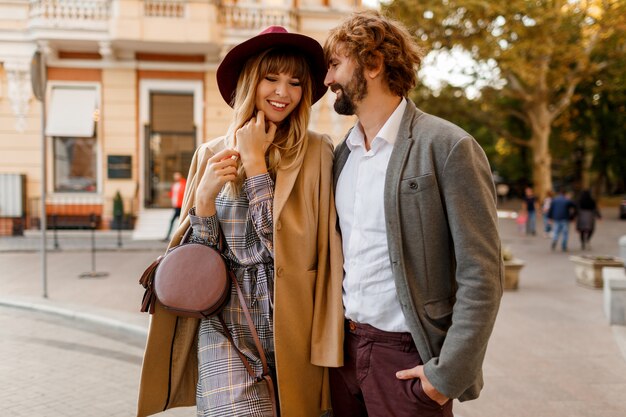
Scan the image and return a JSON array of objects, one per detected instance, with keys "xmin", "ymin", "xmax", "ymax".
[{"xmin": 0, "ymin": 208, "xmax": 625, "ymax": 416}]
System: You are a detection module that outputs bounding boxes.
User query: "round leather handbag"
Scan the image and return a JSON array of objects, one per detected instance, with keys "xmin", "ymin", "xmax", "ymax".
[{"xmin": 140, "ymin": 228, "xmax": 231, "ymax": 318}]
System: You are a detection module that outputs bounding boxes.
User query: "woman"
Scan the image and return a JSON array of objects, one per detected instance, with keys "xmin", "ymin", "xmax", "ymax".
[
  {"xmin": 542, "ymin": 190, "xmax": 554, "ymax": 238},
  {"xmin": 137, "ymin": 27, "xmax": 344, "ymax": 417},
  {"xmin": 576, "ymin": 189, "xmax": 601, "ymax": 250}
]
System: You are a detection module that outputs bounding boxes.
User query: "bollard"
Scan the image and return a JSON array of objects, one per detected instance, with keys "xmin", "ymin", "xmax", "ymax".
[
  {"xmin": 52, "ymin": 214, "xmax": 59, "ymax": 249},
  {"xmin": 115, "ymin": 214, "xmax": 123, "ymax": 248},
  {"xmin": 78, "ymin": 213, "xmax": 109, "ymax": 278}
]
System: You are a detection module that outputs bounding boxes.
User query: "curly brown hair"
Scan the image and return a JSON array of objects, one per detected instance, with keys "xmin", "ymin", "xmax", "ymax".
[{"xmin": 324, "ymin": 10, "xmax": 423, "ymax": 98}]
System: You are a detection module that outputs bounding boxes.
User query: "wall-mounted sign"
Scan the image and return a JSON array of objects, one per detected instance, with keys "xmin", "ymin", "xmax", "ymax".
[{"xmin": 107, "ymin": 155, "xmax": 132, "ymax": 179}]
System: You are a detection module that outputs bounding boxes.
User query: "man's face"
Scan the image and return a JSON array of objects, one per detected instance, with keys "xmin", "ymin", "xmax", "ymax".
[{"xmin": 324, "ymin": 49, "xmax": 367, "ymax": 116}]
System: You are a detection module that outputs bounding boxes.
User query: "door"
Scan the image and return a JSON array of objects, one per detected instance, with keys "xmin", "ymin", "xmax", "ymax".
[{"xmin": 144, "ymin": 92, "xmax": 196, "ymax": 208}]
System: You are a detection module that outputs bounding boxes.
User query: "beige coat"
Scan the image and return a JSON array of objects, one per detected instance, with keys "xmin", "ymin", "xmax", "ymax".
[{"xmin": 137, "ymin": 131, "xmax": 344, "ymax": 417}]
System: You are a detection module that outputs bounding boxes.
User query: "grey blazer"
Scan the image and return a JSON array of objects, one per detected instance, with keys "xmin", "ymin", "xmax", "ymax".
[{"xmin": 333, "ymin": 100, "xmax": 503, "ymax": 401}]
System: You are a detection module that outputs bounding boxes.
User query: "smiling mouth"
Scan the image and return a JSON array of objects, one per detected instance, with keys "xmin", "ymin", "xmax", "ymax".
[{"xmin": 269, "ymin": 101, "xmax": 287, "ymax": 109}]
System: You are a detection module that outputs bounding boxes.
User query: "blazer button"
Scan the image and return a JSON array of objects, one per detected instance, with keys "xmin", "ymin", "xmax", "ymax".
[
  {"xmin": 276, "ymin": 267, "xmax": 283, "ymax": 277},
  {"xmin": 409, "ymin": 181, "xmax": 418, "ymax": 190},
  {"xmin": 276, "ymin": 220, "xmax": 282, "ymax": 231}
]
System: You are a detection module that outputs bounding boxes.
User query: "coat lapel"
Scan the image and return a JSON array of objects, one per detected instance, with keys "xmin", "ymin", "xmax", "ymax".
[{"xmin": 274, "ymin": 152, "xmax": 303, "ymax": 223}]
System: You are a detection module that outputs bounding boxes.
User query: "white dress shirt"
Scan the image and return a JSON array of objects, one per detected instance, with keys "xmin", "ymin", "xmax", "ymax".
[{"xmin": 336, "ymin": 98, "xmax": 409, "ymax": 332}]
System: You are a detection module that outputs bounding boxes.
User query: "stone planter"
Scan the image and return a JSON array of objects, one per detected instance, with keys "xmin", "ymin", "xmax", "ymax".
[
  {"xmin": 503, "ymin": 259, "xmax": 525, "ymax": 290},
  {"xmin": 569, "ymin": 255, "xmax": 624, "ymax": 289}
]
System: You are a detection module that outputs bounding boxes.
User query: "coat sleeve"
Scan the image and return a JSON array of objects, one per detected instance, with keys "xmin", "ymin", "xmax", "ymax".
[
  {"xmin": 423, "ymin": 136, "xmax": 503, "ymax": 399},
  {"xmin": 169, "ymin": 142, "xmax": 219, "ymax": 248},
  {"xmin": 310, "ymin": 135, "xmax": 345, "ymax": 367}
]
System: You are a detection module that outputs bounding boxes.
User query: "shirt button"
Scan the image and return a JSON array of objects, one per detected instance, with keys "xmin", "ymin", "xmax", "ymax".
[{"xmin": 276, "ymin": 220, "xmax": 282, "ymax": 231}]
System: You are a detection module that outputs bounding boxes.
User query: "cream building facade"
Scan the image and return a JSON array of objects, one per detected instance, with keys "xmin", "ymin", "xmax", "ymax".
[{"xmin": 0, "ymin": 0, "xmax": 360, "ymax": 237}]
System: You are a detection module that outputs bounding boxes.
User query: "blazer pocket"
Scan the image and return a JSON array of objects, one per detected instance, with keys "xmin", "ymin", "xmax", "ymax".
[
  {"xmin": 400, "ymin": 174, "xmax": 435, "ymax": 194},
  {"xmin": 424, "ymin": 296, "xmax": 455, "ymax": 332}
]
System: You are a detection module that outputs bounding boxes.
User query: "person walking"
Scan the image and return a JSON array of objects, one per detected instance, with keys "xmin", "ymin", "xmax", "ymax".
[
  {"xmin": 523, "ymin": 186, "xmax": 538, "ymax": 236},
  {"xmin": 163, "ymin": 171, "xmax": 186, "ymax": 241},
  {"xmin": 542, "ymin": 190, "xmax": 554, "ymax": 238},
  {"xmin": 138, "ymin": 26, "xmax": 344, "ymax": 417},
  {"xmin": 548, "ymin": 188, "xmax": 577, "ymax": 252},
  {"xmin": 576, "ymin": 189, "xmax": 601, "ymax": 250},
  {"xmin": 516, "ymin": 204, "xmax": 528, "ymax": 235},
  {"xmin": 324, "ymin": 10, "xmax": 502, "ymax": 417}
]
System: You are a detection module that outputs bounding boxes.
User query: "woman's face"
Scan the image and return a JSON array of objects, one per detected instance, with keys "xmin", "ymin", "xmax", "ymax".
[{"xmin": 255, "ymin": 72, "xmax": 303, "ymax": 124}]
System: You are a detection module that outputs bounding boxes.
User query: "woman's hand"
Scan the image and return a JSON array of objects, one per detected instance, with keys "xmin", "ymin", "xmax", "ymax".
[
  {"xmin": 195, "ymin": 148, "xmax": 239, "ymax": 217},
  {"xmin": 236, "ymin": 111, "xmax": 277, "ymax": 177}
]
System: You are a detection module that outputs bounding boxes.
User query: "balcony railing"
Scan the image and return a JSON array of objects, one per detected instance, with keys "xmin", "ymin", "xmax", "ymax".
[
  {"xmin": 219, "ymin": 3, "xmax": 297, "ymax": 31},
  {"xmin": 28, "ymin": 0, "xmax": 111, "ymax": 30},
  {"xmin": 144, "ymin": 0, "xmax": 186, "ymax": 18}
]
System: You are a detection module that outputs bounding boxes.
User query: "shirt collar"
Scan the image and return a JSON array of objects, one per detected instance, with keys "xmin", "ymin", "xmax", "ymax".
[{"xmin": 345, "ymin": 98, "xmax": 407, "ymax": 152}]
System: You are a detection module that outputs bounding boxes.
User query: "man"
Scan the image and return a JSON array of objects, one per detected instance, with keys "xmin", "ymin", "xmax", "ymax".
[
  {"xmin": 548, "ymin": 188, "xmax": 576, "ymax": 252},
  {"xmin": 324, "ymin": 11, "xmax": 503, "ymax": 417},
  {"xmin": 163, "ymin": 171, "xmax": 186, "ymax": 242}
]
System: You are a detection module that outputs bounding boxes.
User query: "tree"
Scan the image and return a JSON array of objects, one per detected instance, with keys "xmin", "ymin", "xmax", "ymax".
[
  {"xmin": 385, "ymin": 0, "xmax": 626, "ymax": 199},
  {"xmin": 557, "ymin": 33, "xmax": 626, "ymax": 196}
]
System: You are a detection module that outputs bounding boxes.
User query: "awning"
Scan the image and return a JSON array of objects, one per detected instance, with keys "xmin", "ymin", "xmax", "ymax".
[{"xmin": 46, "ymin": 86, "xmax": 98, "ymax": 137}]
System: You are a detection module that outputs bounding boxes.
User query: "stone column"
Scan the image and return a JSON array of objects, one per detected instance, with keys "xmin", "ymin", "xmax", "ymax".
[{"xmin": 3, "ymin": 59, "xmax": 32, "ymax": 133}]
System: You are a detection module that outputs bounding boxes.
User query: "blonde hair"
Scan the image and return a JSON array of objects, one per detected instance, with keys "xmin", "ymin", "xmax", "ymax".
[{"xmin": 223, "ymin": 48, "xmax": 313, "ymax": 197}]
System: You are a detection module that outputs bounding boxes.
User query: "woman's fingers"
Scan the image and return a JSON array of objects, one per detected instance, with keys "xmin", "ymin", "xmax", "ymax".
[
  {"xmin": 209, "ymin": 148, "xmax": 239, "ymax": 164},
  {"xmin": 266, "ymin": 121, "xmax": 277, "ymax": 141}
]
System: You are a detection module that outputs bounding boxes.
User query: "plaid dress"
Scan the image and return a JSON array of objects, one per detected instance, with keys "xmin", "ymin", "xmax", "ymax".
[{"xmin": 189, "ymin": 173, "xmax": 276, "ymax": 417}]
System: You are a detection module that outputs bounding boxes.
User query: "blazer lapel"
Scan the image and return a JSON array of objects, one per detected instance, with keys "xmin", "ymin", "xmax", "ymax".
[
  {"xmin": 384, "ymin": 102, "xmax": 418, "ymax": 214},
  {"xmin": 333, "ymin": 129, "xmax": 353, "ymax": 192}
]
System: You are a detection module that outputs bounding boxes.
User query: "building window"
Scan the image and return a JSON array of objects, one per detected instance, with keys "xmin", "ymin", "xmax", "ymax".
[
  {"xmin": 46, "ymin": 84, "xmax": 100, "ymax": 193},
  {"xmin": 53, "ymin": 136, "xmax": 98, "ymax": 193}
]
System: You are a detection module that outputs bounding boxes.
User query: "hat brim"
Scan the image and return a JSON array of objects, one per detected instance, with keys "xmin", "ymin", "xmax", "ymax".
[{"xmin": 217, "ymin": 32, "xmax": 328, "ymax": 108}]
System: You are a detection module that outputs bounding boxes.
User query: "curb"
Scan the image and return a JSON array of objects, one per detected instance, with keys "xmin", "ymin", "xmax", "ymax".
[{"xmin": 0, "ymin": 297, "xmax": 148, "ymax": 338}]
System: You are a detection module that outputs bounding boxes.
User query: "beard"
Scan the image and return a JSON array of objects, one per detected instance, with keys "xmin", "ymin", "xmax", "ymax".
[{"xmin": 330, "ymin": 67, "xmax": 368, "ymax": 116}]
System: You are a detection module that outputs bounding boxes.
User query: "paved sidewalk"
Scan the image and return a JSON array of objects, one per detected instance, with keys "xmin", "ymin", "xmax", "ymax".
[
  {"xmin": 0, "ymin": 229, "xmax": 168, "ymax": 253},
  {"xmin": 0, "ymin": 208, "xmax": 625, "ymax": 416},
  {"xmin": 457, "ymin": 212, "xmax": 626, "ymax": 417}
]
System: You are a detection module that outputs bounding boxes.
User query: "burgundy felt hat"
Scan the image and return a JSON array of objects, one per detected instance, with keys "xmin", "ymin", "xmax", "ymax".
[{"xmin": 216, "ymin": 26, "xmax": 327, "ymax": 107}]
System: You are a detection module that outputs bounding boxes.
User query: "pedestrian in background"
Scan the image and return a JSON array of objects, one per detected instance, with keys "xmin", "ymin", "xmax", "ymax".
[
  {"xmin": 324, "ymin": 10, "xmax": 502, "ymax": 417},
  {"xmin": 548, "ymin": 188, "xmax": 577, "ymax": 252},
  {"xmin": 542, "ymin": 190, "xmax": 554, "ymax": 238},
  {"xmin": 516, "ymin": 204, "xmax": 528, "ymax": 235},
  {"xmin": 523, "ymin": 186, "xmax": 538, "ymax": 236},
  {"xmin": 138, "ymin": 26, "xmax": 343, "ymax": 417},
  {"xmin": 576, "ymin": 189, "xmax": 601, "ymax": 250},
  {"xmin": 162, "ymin": 171, "xmax": 186, "ymax": 242}
]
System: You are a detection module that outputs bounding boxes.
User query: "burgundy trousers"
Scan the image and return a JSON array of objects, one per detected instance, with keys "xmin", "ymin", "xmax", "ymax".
[{"xmin": 329, "ymin": 320, "xmax": 453, "ymax": 417}]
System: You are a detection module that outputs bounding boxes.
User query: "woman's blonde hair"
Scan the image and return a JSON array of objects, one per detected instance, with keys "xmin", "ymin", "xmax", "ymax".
[{"xmin": 223, "ymin": 47, "xmax": 313, "ymax": 197}]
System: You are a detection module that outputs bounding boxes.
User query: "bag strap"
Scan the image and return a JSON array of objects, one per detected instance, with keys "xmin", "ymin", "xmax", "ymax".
[{"xmin": 218, "ymin": 273, "xmax": 278, "ymax": 417}]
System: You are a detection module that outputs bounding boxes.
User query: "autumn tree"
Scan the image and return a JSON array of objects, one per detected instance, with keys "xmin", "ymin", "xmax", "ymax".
[{"xmin": 385, "ymin": 0, "xmax": 626, "ymax": 199}]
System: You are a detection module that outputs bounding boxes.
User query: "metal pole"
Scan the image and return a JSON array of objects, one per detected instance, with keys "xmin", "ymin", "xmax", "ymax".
[
  {"xmin": 91, "ymin": 215, "xmax": 96, "ymax": 273},
  {"xmin": 52, "ymin": 214, "xmax": 59, "ymax": 249},
  {"xmin": 40, "ymin": 51, "xmax": 48, "ymax": 299}
]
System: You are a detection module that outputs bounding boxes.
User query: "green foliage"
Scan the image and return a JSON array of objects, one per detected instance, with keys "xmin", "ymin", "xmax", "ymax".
[
  {"xmin": 385, "ymin": 0, "xmax": 626, "ymax": 198},
  {"xmin": 113, "ymin": 191, "xmax": 124, "ymax": 218}
]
